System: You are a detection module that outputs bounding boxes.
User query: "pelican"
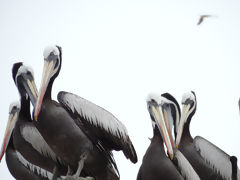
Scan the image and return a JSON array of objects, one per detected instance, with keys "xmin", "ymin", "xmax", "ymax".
[
  {"xmin": 137, "ymin": 93, "xmax": 200, "ymax": 180},
  {"xmin": 175, "ymin": 91, "xmax": 240, "ymax": 180},
  {"xmin": 34, "ymin": 45, "xmax": 137, "ymax": 180},
  {"xmin": 1, "ymin": 102, "xmax": 54, "ymax": 180},
  {"xmin": 0, "ymin": 62, "xmax": 68, "ymax": 180}
]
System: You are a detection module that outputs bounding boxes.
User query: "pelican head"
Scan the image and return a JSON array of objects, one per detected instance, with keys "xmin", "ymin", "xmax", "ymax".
[
  {"xmin": 161, "ymin": 93, "xmax": 181, "ymax": 138},
  {"xmin": 34, "ymin": 45, "xmax": 62, "ymax": 121},
  {"xmin": 146, "ymin": 93, "xmax": 175, "ymax": 160},
  {"xmin": 176, "ymin": 91, "xmax": 196, "ymax": 148},
  {"xmin": 12, "ymin": 62, "xmax": 38, "ymax": 106},
  {"xmin": 0, "ymin": 102, "xmax": 20, "ymax": 162}
]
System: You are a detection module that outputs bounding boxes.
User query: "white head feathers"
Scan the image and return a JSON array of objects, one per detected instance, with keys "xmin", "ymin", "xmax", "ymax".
[
  {"xmin": 182, "ymin": 92, "xmax": 195, "ymax": 104},
  {"xmin": 15, "ymin": 64, "xmax": 34, "ymax": 82},
  {"xmin": 9, "ymin": 101, "xmax": 20, "ymax": 114},
  {"xmin": 43, "ymin": 45, "xmax": 60, "ymax": 59},
  {"xmin": 147, "ymin": 93, "xmax": 166, "ymax": 105}
]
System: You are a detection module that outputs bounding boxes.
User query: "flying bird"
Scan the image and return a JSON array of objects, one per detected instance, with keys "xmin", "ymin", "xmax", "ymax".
[
  {"xmin": 197, "ymin": 15, "xmax": 215, "ymax": 25},
  {"xmin": 238, "ymin": 98, "xmax": 240, "ymax": 112}
]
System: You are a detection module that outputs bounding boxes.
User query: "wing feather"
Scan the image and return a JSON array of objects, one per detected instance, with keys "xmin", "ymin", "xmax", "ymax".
[
  {"xmin": 21, "ymin": 125, "xmax": 64, "ymax": 165},
  {"xmin": 194, "ymin": 136, "xmax": 236, "ymax": 179},
  {"xmin": 174, "ymin": 150, "xmax": 200, "ymax": 180},
  {"xmin": 57, "ymin": 91, "xmax": 137, "ymax": 163},
  {"xmin": 16, "ymin": 151, "xmax": 53, "ymax": 179}
]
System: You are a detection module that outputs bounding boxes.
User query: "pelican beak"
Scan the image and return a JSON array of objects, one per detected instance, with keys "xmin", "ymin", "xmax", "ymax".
[
  {"xmin": 0, "ymin": 110, "xmax": 19, "ymax": 162},
  {"xmin": 175, "ymin": 104, "xmax": 191, "ymax": 148},
  {"xmin": 150, "ymin": 105, "xmax": 174, "ymax": 160},
  {"xmin": 34, "ymin": 60, "xmax": 55, "ymax": 121},
  {"xmin": 22, "ymin": 79, "xmax": 38, "ymax": 106},
  {"xmin": 162, "ymin": 107, "xmax": 175, "ymax": 147}
]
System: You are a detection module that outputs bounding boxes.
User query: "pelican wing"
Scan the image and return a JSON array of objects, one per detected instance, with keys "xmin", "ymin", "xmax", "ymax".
[
  {"xmin": 21, "ymin": 125, "xmax": 64, "ymax": 165},
  {"xmin": 16, "ymin": 151, "xmax": 53, "ymax": 179},
  {"xmin": 174, "ymin": 150, "xmax": 200, "ymax": 180},
  {"xmin": 194, "ymin": 136, "xmax": 236, "ymax": 179},
  {"xmin": 57, "ymin": 91, "xmax": 137, "ymax": 163}
]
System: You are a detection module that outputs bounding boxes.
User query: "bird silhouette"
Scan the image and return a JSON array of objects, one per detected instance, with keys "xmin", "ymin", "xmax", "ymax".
[{"xmin": 197, "ymin": 15, "xmax": 215, "ymax": 25}]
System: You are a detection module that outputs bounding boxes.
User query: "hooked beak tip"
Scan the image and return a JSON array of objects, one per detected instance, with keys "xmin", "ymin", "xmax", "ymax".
[{"xmin": 0, "ymin": 151, "xmax": 5, "ymax": 162}]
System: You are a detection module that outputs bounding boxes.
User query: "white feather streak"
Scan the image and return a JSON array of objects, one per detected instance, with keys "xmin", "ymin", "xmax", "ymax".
[
  {"xmin": 21, "ymin": 126, "xmax": 64, "ymax": 165},
  {"xmin": 61, "ymin": 92, "xmax": 129, "ymax": 141},
  {"xmin": 16, "ymin": 151, "xmax": 53, "ymax": 179},
  {"xmin": 194, "ymin": 136, "xmax": 232, "ymax": 179},
  {"xmin": 175, "ymin": 150, "xmax": 200, "ymax": 180}
]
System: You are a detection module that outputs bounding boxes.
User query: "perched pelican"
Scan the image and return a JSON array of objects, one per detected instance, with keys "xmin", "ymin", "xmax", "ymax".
[
  {"xmin": 34, "ymin": 45, "xmax": 137, "ymax": 180},
  {"xmin": 137, "ymin": 93, "xmax": 200, "ymax": 180},
  {"xmin": 175, "ymin": 91, "xmax": 239, "ymax": 180},
  {"xmin": 2, "ymin": 102, "xmax": 53, "ymax": 180},
  {"xmin": 0, "ymin": 63, "xmax": 68, "ymax": 180}
]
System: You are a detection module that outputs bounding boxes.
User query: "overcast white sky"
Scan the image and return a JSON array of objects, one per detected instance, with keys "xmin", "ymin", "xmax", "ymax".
[{"xmin": 0, "ymin": 0, "xmax": 240, "ymax": 179}]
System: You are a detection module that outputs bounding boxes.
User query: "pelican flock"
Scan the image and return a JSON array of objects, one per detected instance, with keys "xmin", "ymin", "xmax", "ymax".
[{"xmin": 1, "ymin": 45, "xmax": 239, "ymax": 180}]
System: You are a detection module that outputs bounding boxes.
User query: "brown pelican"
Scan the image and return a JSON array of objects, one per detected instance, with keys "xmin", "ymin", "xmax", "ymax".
[
  {"xmin": 175, "ymin": 91, "xmax": 239, "ymax": 180},
  {"xmin": 1, "ymin": 102, "xmax": 52, "ymax": 180},
  {"xmin": 33, "ymin": 45, "xmax": 137, "ymax": 179},
  {"xmin": 137, "ymin": 93, "xmax": 200, "ymax": 180},
  {"xmin": 0, "ymin": 63, "xmax": 68, "ymax": 180}
]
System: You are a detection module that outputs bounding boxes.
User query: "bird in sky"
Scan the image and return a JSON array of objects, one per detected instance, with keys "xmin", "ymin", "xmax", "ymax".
[{"xmin": 197, "ymin": 15, "xmax": 216, "ymax": 25}]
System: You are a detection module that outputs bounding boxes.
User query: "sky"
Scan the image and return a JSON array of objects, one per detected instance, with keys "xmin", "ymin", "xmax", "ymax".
[{"xmin": 0, "ymin": 0, "xmax": 240, "ymax": 179}]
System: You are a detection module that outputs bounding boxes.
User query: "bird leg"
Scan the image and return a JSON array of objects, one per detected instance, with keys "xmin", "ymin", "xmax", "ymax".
[
  {"xmin": 67, "ymin": 166, "xmax": 74, "ymax": 176},
  {"xmin": 73, "ymin": 152, "xmax": 88, "ymax": 178},
  {"xmin": 65, "ymin": 152, "xmax": 94, "ymax": 180},
  {"xmin": 52, "ymin": 166, "xmax": 61, "ymax": 180}
]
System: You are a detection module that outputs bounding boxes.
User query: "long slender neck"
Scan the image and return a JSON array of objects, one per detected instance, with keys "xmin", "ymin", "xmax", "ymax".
[
  {"xmin": 44, "ymin": 51, "xmax": 61, "ymax": 101},
  {"xmin": 44, "ymin": 78, "xmax": 54, "ymax": 100},
  {"xmin": 7, "ymin": 136, "xmax": 14, "ymax": 149},
  {"xmin": 152, "ymin": 126, "xmax": 164, "ymax": 147},
  {"xmin": 181, "ymin": 118, "xmax": 193, "ymax": 143},
  {"xmin": 19, "ymin": 96, "xmax": 31, "ymax": 121}
]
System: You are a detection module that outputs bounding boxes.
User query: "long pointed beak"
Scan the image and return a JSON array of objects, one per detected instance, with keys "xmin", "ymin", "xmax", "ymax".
[
  {"xmin": 22, "ymin": 79, "xmax": 38, "ymax": 106},
  {"xmin": 175, "ymin": 104, "xmax": 190, "ymax": 148},
  {"xmin": 151, "ymin": 105, "xmax": 174, "ymax": 160},
  {"xmin": 0, "ymin": 112, "xmax": 18, "ymax": 161},
  {"xmin": 34, "ymin": 60, "xmax": 55, "ymax": 121},
  {"xmin": 162, "ymin": 108, "xmax": 175, "ymax": 147}
]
